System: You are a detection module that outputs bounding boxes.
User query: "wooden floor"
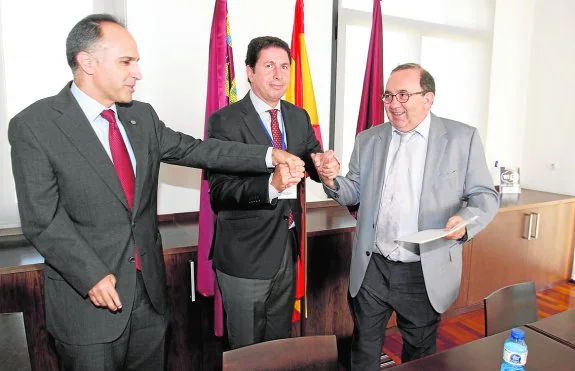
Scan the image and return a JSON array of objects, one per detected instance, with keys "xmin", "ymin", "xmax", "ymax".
[{"xmin": 382, "ymin": 282, "xmax": 575, "ymax": 366}]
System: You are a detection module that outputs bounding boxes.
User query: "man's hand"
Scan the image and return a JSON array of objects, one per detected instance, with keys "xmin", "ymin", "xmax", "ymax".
[
  {"xmin": 311, "ymin": 150, "xmax": 340, "ymax": 189},
  {"xmin": 444, "ymin": 215, "xmax": 466, "ymax": 240},
  {"xmin": 271, "ymin": 164, "xmax": 302, "ymax": 192},
  {"xmin": 88, "ymin": 274, "xmax": 122, "ymax": 312},
  {"xmin": 271, "ymin": 149, "xmax": 305, "ymax": 177}
]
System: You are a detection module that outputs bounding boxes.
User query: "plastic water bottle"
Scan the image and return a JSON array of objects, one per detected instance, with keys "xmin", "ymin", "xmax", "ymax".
[{"xmin": 500, "ymin": 328, "xmax": 528, "ymax": 371}]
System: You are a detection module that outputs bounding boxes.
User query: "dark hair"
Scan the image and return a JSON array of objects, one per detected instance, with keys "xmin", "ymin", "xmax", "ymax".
[
  {"xmin": 66, "ymin": 14, "xmax": 124, "ymax": 71},
  {"xmin": 391, "ymin": 63, "xmax": 435, "ymax": 94},
  {"xmin": 245, "ymin": 36, "xmax": 291, "ymax": 70}
]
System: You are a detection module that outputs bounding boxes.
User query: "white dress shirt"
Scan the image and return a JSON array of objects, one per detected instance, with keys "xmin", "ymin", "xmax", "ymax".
[
  {"xmin": 70, "ymin": 82, "xmax": 137, "ymax": 175},
  {"xmin": 380, "ymin": 112, "xmax": 431, "ymax": 262}
]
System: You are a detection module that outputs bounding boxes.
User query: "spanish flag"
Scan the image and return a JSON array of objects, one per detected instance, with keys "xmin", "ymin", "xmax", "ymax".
[{"xmin": 286, "ymin": 0, "xmax": 322, "ymax": 323}]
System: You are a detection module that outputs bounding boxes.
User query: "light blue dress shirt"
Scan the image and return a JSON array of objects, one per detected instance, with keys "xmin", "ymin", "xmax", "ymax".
[
  {"xmin": 381, "ymin": 112, "xmax": 431, "ymax": 262},
  {"xmin": 70, "ymin": 82, "xmax": 137, "ymax": 175}
]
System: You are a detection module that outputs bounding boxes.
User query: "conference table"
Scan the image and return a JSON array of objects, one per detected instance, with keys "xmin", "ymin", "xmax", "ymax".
[
  {"xmin": 526, "ymin": 308, "xmax": 575, "ymax": 350},
  {"xmin": 392, "ymin": 326, "xmax": 575, "ymax": 370}
]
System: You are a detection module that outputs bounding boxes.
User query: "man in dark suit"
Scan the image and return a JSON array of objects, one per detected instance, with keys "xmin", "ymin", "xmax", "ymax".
[
  {"xmin": 208, "ymin": 36, "xmax": 338, "ymax": 349},
  {"xmin": 8, "ymin": 15, "xmax": 303, "ymax": 371}
]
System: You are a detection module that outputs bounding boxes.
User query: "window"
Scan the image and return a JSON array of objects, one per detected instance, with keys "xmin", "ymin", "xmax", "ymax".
[{"xmin": 334, "ymin": 0, "xmax": 495, "ymax": 175}]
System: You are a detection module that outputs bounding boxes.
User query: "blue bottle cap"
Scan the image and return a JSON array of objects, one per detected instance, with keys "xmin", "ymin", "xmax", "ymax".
[{"xmin": 511, "ymin": 328, "xmax": 525, "ymax": 340}]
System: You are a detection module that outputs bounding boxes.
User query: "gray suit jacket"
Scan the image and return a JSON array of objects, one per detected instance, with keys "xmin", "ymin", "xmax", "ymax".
[
  {"xmin": 325, "ymin": 114, "xmax": 499, "ymax": 313},
  {"xmin": 8, "ymin": 83, "xmax": 269, "ymax": 344}
]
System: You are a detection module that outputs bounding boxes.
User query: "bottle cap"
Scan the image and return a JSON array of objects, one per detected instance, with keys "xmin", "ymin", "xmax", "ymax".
[{"xmin": 511, "ymin": 328, "xmax": 525, "ymax": 340}]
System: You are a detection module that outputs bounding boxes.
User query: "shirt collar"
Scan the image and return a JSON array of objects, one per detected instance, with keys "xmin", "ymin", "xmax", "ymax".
[
  {"xmin": 249, "ymin": 89, "xmax": 281, "ymax": 116},
  {"xmin": 394, "ymin": 111, "xmax": 431, "ymax": 141},
  {"xmin": 70, "ymin": 82, "xmax": 117, "ymax": 123}
]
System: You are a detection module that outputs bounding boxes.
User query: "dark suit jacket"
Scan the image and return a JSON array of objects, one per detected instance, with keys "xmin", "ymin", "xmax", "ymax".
[
  {"xmin": 8, "ymin": 83, "xmax": 270, "ymax": 345},
  {"xmin": 208, "ymin": 93, "xmax": 322, "ymax": 280}
]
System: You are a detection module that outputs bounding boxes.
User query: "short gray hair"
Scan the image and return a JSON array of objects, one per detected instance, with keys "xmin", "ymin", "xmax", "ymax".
[{"xmin": 66, "ymin": 14, "xmax": 124, "ymax": 71}]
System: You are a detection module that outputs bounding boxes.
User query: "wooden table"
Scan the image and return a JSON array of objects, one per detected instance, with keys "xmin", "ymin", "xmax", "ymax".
[
  {"xmin": 526, "ymin": 309, "xmax": 575, "ymax": 349},
  {"xmin": 392, "ymin": 327, "xmax": 575, "ymax": 370}
]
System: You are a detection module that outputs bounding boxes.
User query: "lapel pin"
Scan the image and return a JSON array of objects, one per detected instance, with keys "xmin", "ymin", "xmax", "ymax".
[{"xmin": 130, "ymin": 120, "xmax": 137, "ymax": 125}]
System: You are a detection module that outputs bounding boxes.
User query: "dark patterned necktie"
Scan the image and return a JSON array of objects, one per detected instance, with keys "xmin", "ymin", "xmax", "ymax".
[
  {"xmin": 101, "ymin": 109, "xmax": 141, "ymax": 270},
  {"xmin": 268, "ymin": 109, "xmax": 294, "ymax": 227}
]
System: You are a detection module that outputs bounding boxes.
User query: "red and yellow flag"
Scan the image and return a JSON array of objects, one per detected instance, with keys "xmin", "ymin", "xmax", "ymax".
[
  {"xmin": 286, "ymin": 0, "xmax": 323, "ymax": 323},
  {"xmin": 286, "ymin": 0, "xmax": 323, "ymax": 148}
]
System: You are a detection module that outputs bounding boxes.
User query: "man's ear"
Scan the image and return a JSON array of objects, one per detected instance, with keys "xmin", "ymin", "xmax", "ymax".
[
  {"xmin": 245, "ymin": 65, "xmax": 253, "ymax": 84},
  {"xmin": 76, "ymin": 51, "xmax": 96, "ymax": 75},
  {"xmin": 424, "ymin": 92, "xmax": 435, "ymax": 107}
]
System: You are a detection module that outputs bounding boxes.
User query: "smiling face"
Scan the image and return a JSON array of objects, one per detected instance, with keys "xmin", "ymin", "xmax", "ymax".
[
  {"xmin": 76, "ymin": 22, "xmax": 142, "ymax": 107},
  {"xmin": 384, "ymin": 68, "xmax": 434, "ymax": 132},
  {"xmin": 246, "ymin": 46, "xmax": 290, "ymax": 107}
]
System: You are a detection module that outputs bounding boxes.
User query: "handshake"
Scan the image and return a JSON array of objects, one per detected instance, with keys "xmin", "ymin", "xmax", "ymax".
[{"xmin": 271, "ymin": 148, "xmax": 340, "ymax": 192}]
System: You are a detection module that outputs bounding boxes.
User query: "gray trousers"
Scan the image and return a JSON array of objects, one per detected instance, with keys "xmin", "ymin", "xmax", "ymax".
[
  {"xmin": 54, "ymin": 271, "xmax": 169, "ymax": 371},
  {"xmin": 216, "ymin": 230, "xmax": 296, "ymax": 349},
  {"xmin": 351, "ymin": 253, "xmax": 441, "ymax": 370}
]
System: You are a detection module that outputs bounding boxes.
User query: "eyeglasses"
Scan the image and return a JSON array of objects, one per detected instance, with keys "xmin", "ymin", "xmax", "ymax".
[{"xmin": 382, "ymin": 91, "xmax": 427, "ymax": 104}]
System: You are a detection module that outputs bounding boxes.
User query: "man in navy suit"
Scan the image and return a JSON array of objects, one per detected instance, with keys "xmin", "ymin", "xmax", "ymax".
[{"xmin": 208, "ymin": 36, "xmax": 339, "ymax": 349}]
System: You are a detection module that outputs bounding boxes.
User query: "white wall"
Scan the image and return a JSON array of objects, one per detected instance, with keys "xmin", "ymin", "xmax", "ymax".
[
  {"xmin": 484, "ymin": 0, "xmax": 534, "ymax": 177},
  {"xmin": 520, "ymin": 0, "xmax": 575, "ymax": 195},
  {"xmin": 0, "ymin": 0, "xmax": 333, "ymax": 227},
  {"xmin": 484, "ymin": 0, "xmax": 575, "ymax": 196},
  {"xmin": 3, "ymin": 0, "xmax": 575, "ymax": 229}
]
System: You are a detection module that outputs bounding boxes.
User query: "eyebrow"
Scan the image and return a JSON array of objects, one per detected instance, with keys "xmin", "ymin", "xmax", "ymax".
[
  {"xmin": 119, "ymin": 56, "xmax": 140, "ymax": 62},
  {"xmin": 383, "ymin": 89, "xmax": 408, "ymax": 94}
]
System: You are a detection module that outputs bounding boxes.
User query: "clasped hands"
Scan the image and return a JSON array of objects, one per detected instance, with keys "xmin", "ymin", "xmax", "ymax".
[{"xmin": 270, "ymin": 149, "xmax": 340, "ymax": 192}]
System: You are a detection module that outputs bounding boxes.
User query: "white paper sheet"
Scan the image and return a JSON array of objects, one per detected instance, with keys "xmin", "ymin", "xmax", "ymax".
[{"xmin": 396, "ymin": 216, "xmax": 479, "ymax": 244}]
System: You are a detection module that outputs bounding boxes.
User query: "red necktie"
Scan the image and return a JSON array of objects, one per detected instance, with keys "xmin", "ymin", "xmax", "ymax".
[
  {"xmin": 268, "ymin": 109, "xmax": 294, "ymax": 227},
  {"xmin": 101, "ymin": 109, "xmax": 142, "ymax": 271}
]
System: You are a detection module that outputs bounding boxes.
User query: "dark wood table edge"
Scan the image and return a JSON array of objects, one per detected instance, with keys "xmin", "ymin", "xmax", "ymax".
[{"xmin": 525, "ymin": 323, "xmax": 575, "ymax": 350}]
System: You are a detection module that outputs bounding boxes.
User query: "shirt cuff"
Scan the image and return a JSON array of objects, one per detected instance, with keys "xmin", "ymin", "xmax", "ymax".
[
  {"xmin": 268, "ymin": 174, "xmax": 281, "ymax": 202},
  {"xmin": 265, "ymin": 147, "xmax": 274, "ymax": 168}
]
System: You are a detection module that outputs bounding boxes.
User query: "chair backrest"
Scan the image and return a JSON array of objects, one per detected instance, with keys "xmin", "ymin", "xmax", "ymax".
[
  {"xmin": 223, "ymin": 335, "xmax": 338, "ymax": 371},
  {"xmin": 483, "ymin": 281, "xmax": 538, "ymax": 336},
  {"xmin": 0, "ymin": 312, "xmax": 32, "ymax": 370}
]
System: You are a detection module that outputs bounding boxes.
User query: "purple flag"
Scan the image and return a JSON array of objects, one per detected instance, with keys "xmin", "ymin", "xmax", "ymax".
[
  {"xmin": 349, "ymin": 0, "xmax": 384, "ymax": 218},
  {"xmin": 198, "ymin": 0, "xmax": 237, "ymax": 336},
  {"xmin": 356, "ymin": 0, "xmax": 384, "ymax": 134}
]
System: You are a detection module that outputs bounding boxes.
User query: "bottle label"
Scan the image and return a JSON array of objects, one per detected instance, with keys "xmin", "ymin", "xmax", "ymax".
[{"xmin": 502, "ymin": 348, "xmax": 528, "ymax": 366}]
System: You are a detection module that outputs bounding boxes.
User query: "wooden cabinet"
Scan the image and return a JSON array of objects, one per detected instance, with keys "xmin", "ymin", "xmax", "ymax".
[
  {"xmin": 467, "ymin": 201, "xmax": 575, "ymax": 305},
  {"xmin": 527, "ymin": 202, "xmax": 575, "ymax": 287}
]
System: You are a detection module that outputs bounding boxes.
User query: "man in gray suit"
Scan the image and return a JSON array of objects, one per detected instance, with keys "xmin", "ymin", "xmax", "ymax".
[
  {"xmin": 320, "ymin": 63, "xmax": 499, "ymax": 369},
  {"xmin": 8, "ymin": 14, "xmax": 303, "ymax": 371}
]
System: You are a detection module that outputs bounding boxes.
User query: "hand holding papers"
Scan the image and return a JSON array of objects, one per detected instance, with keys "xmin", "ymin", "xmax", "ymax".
[{"xmin": 397, "ymin": 216, "xmax": 479, "ymax": 244}]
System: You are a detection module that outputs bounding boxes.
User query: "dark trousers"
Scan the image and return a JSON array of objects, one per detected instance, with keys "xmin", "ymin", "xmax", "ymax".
[
  {"xmin": 351, "ymin": 253, "xmax": 440, "ymax": 370},
  {"xmin": 216, "ymin": 230, "xmax": 296, "ymax": 349},
  {"xmin": 55, "ymin": 271, "xmax": 169, "ymax": 371}
]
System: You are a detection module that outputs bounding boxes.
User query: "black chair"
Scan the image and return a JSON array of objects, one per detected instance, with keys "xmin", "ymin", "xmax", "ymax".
[
  {"xmin": 223, "ymin": 335, "xmax": 338, "ymax": 371},
  {"xmin": 483, "ymin": 281, "xmax": 538, "ymax": 336},
  {"xmin": 0, "ymin": 312, "xmax": 32, "ymax": 370}
]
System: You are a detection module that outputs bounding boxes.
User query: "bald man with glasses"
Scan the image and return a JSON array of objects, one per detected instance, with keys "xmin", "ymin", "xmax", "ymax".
[{"xmin": 319, "ymin": 63, "xmax": 499, "ymax": 369}]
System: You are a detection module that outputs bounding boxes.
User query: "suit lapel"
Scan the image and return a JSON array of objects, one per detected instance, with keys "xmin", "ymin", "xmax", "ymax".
[
  {"xmin": 239, "ymin": 93, "xmax": 274, "ymax": 146},
  {"xmin": 372, "ymin": 124, "xmax": 393, "ymax": 218},
  {"xmin": 420, "ymin": 113, "xmax": 447, "ymax": 219},
  {"xmin": 117, "ymin": 105, "xmax": 148, "ymax": 219},
  {"xmin": 52, "ymin": 85, "xmax": 129, "ymax": 210}
]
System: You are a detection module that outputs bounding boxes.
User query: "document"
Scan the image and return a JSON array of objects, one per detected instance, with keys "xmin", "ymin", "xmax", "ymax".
[{"xmin": 396, "ymin": 216, "xmax": 479, "ymax": 244}]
